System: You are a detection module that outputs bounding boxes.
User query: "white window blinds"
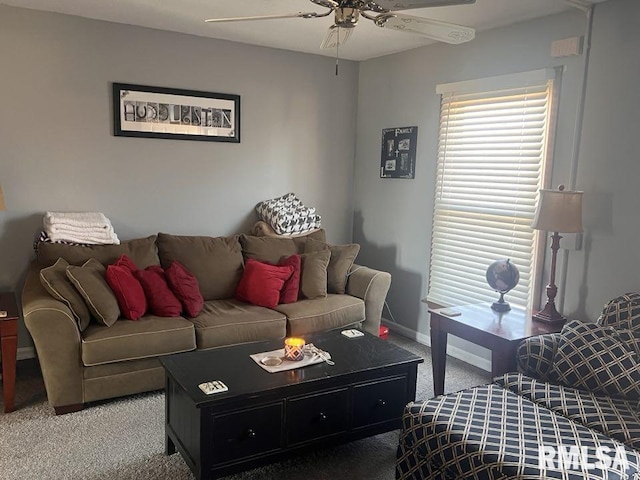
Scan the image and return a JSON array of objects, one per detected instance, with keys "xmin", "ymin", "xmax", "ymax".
[{"xmin": 428, "ymin": 70, "xmax": 556, "ymax": 308}]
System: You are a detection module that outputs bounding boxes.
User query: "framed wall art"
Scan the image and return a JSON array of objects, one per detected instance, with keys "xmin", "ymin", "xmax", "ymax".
[
  {"xmin": 113, "ymin": 83, "xmax": 240, "ymax": 143},
  {"xmin": 380, "ymin": 126, "xmax": 417, "ymax": 179}
]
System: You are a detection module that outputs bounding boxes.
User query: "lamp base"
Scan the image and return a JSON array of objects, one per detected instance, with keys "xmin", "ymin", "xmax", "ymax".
[{"xmin": 532, "ymin": 305, "xmax": 566, "ymax": 325}]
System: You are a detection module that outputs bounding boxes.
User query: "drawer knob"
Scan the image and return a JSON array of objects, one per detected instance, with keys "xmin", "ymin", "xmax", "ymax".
[
  {"xmin": 247, "ymin": 428, "xmax": 257, "ymax": 439},
  {"xmin": 319, "ymin": 412, "xmax": 328, "ymax": 421},
  {"xmin": 377, "ymin": 399, "xmax": 387, "ymax": 407}
]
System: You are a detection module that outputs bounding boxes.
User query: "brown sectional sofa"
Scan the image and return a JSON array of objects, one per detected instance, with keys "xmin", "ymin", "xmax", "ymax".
[{"xmin": 22, "ymin": 231, "xmax": 391, "ymax": 414}]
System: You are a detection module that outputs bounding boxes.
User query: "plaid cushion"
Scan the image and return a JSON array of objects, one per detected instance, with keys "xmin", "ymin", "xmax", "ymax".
[
  {"xmin": 617, "ymin": 329, "xmax": 640, "ymax": 358},
  {"xmin": 396, "ymin": 384, "xmax": 640, "ymax": 480},
  {"xmin": 496, "ymin": 373, "xmax": 640, "ymax": 451},
  {"xmin": 598, "ymin": 293, "xmax": 640, "ymax": 332},
  {"xmin": 551, "ymin": 321, "xmax": 640, "ymax": 400},
  {"xmin": 517, "ymin": 333, "xmax": 562, "ymax": 381}
]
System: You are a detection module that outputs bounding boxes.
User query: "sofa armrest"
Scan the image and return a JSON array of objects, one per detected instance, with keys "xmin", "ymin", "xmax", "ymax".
[
  {"xmin": 22, "ymin": 261, "xmax": 84, "ymax": 409},
  {"xmin": 516, "ymin": 332, "xmax": 562, "ymax": 381},
  {"xmin": 346, "ymin": 264, "xmax": 391, "ymax": 337}
]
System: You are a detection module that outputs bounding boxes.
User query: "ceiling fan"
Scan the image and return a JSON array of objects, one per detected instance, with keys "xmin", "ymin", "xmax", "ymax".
[{"xmin": 205, "ymin": 0, "xmax": 477, "ymax": 51}]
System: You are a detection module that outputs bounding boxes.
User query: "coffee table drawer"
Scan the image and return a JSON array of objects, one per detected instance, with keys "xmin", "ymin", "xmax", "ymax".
[
  {"xmin": 287, "ymin": 388, "xmax": 349, "ymax": 445},
  {"xmin": 211, "ymin": 403, "xmax": 284, "ymax": 464},
  {"xmin": 352, "ymin": 376, "xmax": 408, "ymax": 428}
]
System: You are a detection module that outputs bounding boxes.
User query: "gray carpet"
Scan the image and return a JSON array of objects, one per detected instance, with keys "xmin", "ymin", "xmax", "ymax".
[{"xmin": 0, "ymin": 333, "xmax": 490, "ymax": 479}]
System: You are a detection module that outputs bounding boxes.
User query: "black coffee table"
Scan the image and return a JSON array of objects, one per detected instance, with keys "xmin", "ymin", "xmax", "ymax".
[{"xmin": 160, "ymin": 329, "xmax": 423, "ymax": 479}]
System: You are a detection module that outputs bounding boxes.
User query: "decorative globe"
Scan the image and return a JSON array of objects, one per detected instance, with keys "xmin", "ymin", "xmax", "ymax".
[{"xmin": 486, "ymin": 259, "xmax": 520, "ymax": 312}]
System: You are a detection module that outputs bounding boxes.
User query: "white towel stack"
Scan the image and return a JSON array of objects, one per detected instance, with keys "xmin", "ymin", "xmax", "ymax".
[{"xmin": 43, "ymin": 212, "xmax": 120, "ymax": 245}]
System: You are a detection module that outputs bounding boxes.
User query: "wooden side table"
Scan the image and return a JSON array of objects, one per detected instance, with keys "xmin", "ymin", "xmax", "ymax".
[
  {"xmin": 429, "ymin": 302, "xmax": 562, "ymax": 397},
  {"xmin": 0, "ymin": 292, "xmax": 19, "ymax": 413}
]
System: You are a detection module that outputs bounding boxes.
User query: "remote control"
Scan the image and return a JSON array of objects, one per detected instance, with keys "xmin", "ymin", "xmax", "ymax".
[
  {"xmin": 341, "ymin": 329, "xmax": 364, "ymax": 338},
  {"xmin": 198, "ymin": 380, "xmax": 229, "ymax": 395}
]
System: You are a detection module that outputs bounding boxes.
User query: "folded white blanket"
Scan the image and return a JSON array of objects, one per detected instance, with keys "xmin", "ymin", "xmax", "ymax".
[
  {"xmin": 42, "ymin": 211, "xmax": 119, "ymax": 245},
  {"xmin": 44, "ymin": 212, "xmax": 112, "ymax": 229},
  {"xmin": 47, "ymin": 230, "xmax": 120, "ymax": 245},
  {"xmin": 45, "ymin": 223, "xmax": 115, "ymax": 236}
]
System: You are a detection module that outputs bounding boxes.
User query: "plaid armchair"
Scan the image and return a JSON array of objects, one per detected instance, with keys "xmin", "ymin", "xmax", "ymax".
[
  {"xmin": 517, "ymin": 292, "xmax": 640, "ymax": 382},
  {"xmin": 396, "ymin": 294, "xmax": 640, "ymax": 480}
]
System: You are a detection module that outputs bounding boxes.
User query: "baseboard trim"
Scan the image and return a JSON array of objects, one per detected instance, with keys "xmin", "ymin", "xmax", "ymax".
[
  {"xmin": 382, "ymin": 319, "xmax": 491, "ymax": 373},
  {"xmin": 18, "ymin": 347, "xmax": 36, "ymax": 361}
]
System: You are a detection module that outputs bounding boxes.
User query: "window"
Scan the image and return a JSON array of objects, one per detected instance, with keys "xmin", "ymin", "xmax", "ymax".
[{"xmin": 427, "ymin": 69, "xmax": 558, "ymax": 309}]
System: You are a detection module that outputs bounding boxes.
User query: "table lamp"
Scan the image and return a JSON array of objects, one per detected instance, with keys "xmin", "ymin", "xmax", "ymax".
[{"xmin": 531, "ymin": 185, "xmax": 583, "ymax": 324}]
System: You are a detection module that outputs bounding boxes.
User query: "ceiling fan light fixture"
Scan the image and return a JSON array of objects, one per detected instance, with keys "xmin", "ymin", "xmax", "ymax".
[
  {"xmin": 335, "ymin": 8, "xmax": 360, "ymax": 28},
  {"xmin": 321, "ymin": 25, "xmax": 353, "ymax": 49}
]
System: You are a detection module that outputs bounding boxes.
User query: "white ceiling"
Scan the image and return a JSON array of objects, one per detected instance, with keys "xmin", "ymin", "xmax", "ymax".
[{"xmin": 0, "ymin": 0, "xmax": 576, "ymax": 61}]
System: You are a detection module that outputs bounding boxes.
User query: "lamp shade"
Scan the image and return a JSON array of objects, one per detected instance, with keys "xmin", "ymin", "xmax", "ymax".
[{"xmin": 531, "ymin": 186, "xmax": 583, "ymax": 233}]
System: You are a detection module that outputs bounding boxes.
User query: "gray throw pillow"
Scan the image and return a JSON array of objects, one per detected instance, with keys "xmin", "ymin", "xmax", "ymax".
[
  {"xmin": 299, "ymin": 250, "xmax": 331, "ymax": 299},
  {"xmin": 305, "ymin": 238, "xmax": 360, "ymax": 294},
  {"xmin": 66, "ymin": 258, "xmax": 120, "ymax": 327},
  {"xmin": 40, "ymin": 258, "xmax": 91, "ymax": 331}
]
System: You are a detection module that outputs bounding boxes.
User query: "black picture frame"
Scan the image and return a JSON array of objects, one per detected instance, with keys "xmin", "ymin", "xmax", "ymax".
[
  {"xmin": 380, "ymin": 126, "xmax": 417, "ymax": 179},
  {"xmin": 112, "ymin": 83, "xmax": 240, "ymax": 143}
]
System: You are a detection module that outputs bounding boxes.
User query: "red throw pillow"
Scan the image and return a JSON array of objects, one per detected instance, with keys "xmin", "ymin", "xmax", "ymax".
[
  {"xmin": 278, "ymin": 255, "xmax": 301, "ymax": 304},
  {"xmin": 134, "ymin": 266, "xmax": 182, "ymax": 317},
  {"xmin": 236, "ymin": 259, "xmax": 294, "ymax": 309},
  {"xmin": 106, "ymin": 265, "xmax": 147, "ymax": 320},
  {"xmin": 114, "ymin": 254, "xmax": 138, "ymax": 273},
  {"xmin": 165, "ymin": 261, "xmax": 204, "ymax": 318}
]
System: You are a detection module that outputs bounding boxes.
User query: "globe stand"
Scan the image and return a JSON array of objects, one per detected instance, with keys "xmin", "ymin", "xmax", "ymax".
[{"xmin": 491, "ymin": 292, "xmax": 511, "ymax": 312}]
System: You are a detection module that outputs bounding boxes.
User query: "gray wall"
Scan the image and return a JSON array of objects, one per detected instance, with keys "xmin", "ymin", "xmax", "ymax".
[
  {"xmin": 0, "ymin": 5, "xmax": 358, "ymax": 350},
  {"xmin": 354, "ymin": 2, "xmax": 635, "ymax": 363},
  {"xmin": 565, "ymin": 0, "xmax": 640, "ymax": 318}
]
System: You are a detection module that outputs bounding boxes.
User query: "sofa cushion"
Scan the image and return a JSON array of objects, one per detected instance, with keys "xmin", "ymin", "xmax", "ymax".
[
  {"xmin": 239, "ymin": 235, "xmax": 303, "ymax": 264},
  {"xmin": 274, "ymin": 294, "xmax": 365, "ymax": 336},
  {"xmin": 66, "ymin": 259, "xmax": 121, "ymax": 327},
  {"xmin": 106, "ymin": 264, "xmax": 147, "ymax": 320},
  {"xmin": 134, "ymin": 266, "xmax": 182, "ymax": 317},
  {"xmin": 305, "ymin": 238, "xmax": 360, "ymax": 294},
  {"xmin": 40, "ymin": 258, "xmax": 91, "ymax": 331},
  {"xmin": 190, "ymin": 299, "xmax": 286, "ymax": 349},
  {"xmin": 279, "ymin": 255, "xmax": 301, "ymax": 304},
  {"xmin": 496, "ymin": 372, "xmax": 640, "ymax": 451},
  {"xmin": 165, "ymin": 261, "xmax": 204, "ymax": 318},
  {"xmin": 552, "ymin": 320, "xmax": 640, "ymax": 400},
  {"xmin": 157, "ymin": 233, "xmax": 243, "ymax": 301},
  {"xmin": 37, "ymin": 235, "xmax": 160, "ymax": 268},
  {"xmin": 300, "ymin": 250, "xmax": 331, "ymax": 299},
  {"xmin": 81, "ymin": 315, "xmax": 196, "ymax": 366},
  {"xmin": 236, "ymin": 259, "xmax": 294, "ymax": 309}
]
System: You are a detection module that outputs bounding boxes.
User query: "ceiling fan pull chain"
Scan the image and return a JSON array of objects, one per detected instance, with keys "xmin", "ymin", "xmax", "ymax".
[{"xmin": 335, "ymin": 27, "xmax": 340, "ymax": 76}]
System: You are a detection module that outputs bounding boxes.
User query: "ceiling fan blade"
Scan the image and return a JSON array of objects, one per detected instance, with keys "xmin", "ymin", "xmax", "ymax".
[
  {"xmin": 369, "ymin": 0, "xmax": 475, "ymax": 11},
  {"xmin": 376, "ymin": 13, "xmax": 475, "ymax": 44},
  {"xmin": 205, "ymin": 12, "xmax": 320, "ymax": 23},
  {"xmin": 320, "ymin": 25, "xmax": 353, "ymax": 49}
]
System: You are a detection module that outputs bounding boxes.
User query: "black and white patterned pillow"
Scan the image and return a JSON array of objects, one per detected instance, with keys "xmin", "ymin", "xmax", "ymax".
[
  {"xmin": 255, "ymin": 193, "xmax": 322, "ymax": 235},
  {"xmin": 552, "ymin": 320, "xmax": 640, "ymax": 400}
]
